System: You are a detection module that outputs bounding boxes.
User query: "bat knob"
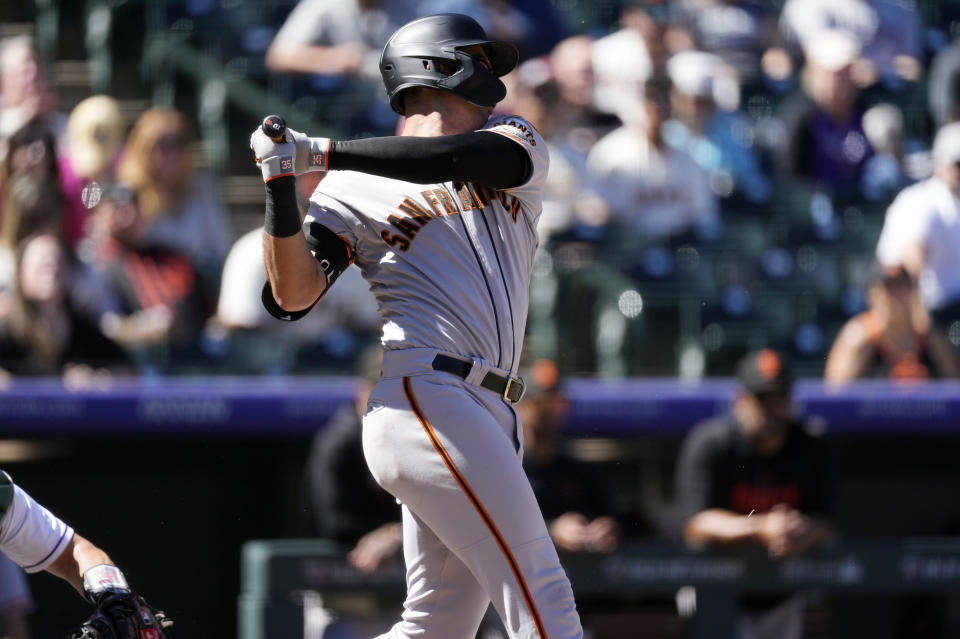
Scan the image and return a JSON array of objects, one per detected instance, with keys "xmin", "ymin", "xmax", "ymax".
[{"xmin": 261, "ymin": 115, "xmax": 286, "ymax": 142}]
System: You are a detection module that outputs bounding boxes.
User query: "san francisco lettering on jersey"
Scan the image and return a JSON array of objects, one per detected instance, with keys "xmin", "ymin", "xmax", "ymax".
[{"xmin": 379, "ymin": 183, "xmax": 523, "ymax": 251}]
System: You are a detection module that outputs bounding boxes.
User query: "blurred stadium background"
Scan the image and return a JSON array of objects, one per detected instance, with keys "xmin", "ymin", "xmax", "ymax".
[{"xmin": 3, "ymin": 0, "xmax": 960, "ymax": 637}]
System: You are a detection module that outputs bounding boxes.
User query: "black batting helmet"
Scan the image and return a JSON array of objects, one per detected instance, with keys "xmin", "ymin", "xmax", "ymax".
[{"xmin": 379, "ymin": 13, "xmax": 519, "ymax": 115}]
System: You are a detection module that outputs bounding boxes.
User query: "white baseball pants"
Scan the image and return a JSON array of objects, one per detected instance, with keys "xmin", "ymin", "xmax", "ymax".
[{"xmin": 363, "ymin": 348, "xmax": 583, "ymax": 639}]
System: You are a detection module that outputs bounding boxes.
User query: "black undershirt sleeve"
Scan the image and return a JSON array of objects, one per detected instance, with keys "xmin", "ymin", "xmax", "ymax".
[{"xmin": 329, "ymin": 131, "xmax": 531, "ymax": 189}]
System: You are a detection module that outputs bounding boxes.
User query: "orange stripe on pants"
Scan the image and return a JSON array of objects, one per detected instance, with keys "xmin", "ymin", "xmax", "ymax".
[{"xmin": 402, "ymin": 376, "xmax": 548, "ymax": 639}]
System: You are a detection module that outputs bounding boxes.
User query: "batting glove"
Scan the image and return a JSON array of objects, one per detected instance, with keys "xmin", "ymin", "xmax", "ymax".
[
  {"xmin": 250, "ymin": 127, "xmax": 330, "ymax": 182},
  {"xmin": 289, "ymin": 128, "xmax": 331, "ymax": 175}
]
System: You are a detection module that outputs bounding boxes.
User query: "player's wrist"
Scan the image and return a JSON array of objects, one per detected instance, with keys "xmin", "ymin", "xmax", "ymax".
[
  {"xmin": 82, "ymin": 564, "xmax": 130, "ymax": 604},
  {"xmin": 264, "ymin": 175, "xmax": 302, "ymax": 237}
]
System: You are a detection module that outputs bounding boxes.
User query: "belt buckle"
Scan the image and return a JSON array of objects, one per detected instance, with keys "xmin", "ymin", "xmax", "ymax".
[{"xmin": 502, "ymin": 376, "xmax": 525, "ymax": 403}]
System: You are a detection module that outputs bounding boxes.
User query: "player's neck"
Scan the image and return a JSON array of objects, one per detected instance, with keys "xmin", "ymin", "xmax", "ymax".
[
  {"xmin": 401, "ymin": 92, "xmax": 491, "ymax": 137},
  {"xmin": 400, "ymin": 112, "xmax": 473, "ymax": 137}
]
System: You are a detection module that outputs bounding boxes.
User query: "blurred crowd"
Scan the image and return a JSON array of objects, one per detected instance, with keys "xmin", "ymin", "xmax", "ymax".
[{"xmin": 1, "ymin": 0, "xmax": 960, "ymax": 385}]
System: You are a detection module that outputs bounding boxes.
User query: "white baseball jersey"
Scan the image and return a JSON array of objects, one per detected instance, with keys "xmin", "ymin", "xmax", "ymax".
[
  {"xmin": 304, "ymin": 115, "xmax": 549, "ymax": 376},
  {"xmin": 587, "ymin": 125, "xmax": 720, "ymax": 239},
  {"xmin": 0, "ymin": 479, "xmax": 74, "ymax": 573}
]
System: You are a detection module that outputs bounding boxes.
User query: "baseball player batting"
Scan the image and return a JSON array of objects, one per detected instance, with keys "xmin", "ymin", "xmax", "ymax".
[
  {"xmin": 0, "ymin": 469, "xmax": 172, "ymax": 638},
  {"xmin": 250, "ymin": 13, "xmax": 583, "ymax": 639}
]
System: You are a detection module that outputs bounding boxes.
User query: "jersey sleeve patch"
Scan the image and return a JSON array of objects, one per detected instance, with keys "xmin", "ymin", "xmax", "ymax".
[
  {"xmin": 483, "ymin": 115, "xmax": 550, "ymax": 200},
  {"xmin": 485, "ymin": 115, "xmax": 542, "ymax": 151}
]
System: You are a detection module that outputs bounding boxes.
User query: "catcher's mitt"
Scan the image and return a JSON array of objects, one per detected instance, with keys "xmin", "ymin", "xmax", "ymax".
[{"xmin": 70, "ymin": 591, "xmax": 173, "ymax": 639}]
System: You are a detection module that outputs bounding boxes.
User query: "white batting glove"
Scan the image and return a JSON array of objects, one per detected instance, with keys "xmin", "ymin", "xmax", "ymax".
[
  {"xmin": 250, "ymin": 127, "xmax": 296, "ymax": 182},
  {"xmin": 250, "ymin": 127, "xmax": 330, "ymax": 182},
  {"xmin": 287, "ymin": 128, "xmax": 331, "ymax": 175}
]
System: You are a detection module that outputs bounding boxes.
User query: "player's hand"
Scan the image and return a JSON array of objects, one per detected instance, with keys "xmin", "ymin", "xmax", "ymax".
[
  {"xmin": 250, "ymin": 125, "xmax": 330, "ymax": 182},
  {"xmin": 584, "ymin": 516, "xmax": 620, "ymax": 553},
  {"xmin": 250, "ymin": 126, "xmax": 296, "ymax": 182},
  {"xmin": 286, "ymin": 128, "xmax": 331, "ymax": 176},
  {"xmin": 549, "ymin": 512, "xmax": 590, "ymax": 552},
  {"xmin": 348, "ymin": 522, "xmax": 403, "ymax": 574},
  {"xmin": 757, "ymin": 504, "xmax": 809, "ymax": 558}
]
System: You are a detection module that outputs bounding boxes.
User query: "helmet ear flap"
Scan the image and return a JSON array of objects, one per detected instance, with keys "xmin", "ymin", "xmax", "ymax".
[{"xmin": 437, "ymin": 50, "xmax": 507, "ymax": 106}]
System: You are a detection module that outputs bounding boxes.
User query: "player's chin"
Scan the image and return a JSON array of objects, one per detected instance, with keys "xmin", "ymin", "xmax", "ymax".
[{"xmin": 474, "ymin": 103, "xmax": 495, "ymax": 122}]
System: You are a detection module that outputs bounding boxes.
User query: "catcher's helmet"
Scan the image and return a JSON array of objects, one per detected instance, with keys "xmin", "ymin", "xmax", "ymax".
[{"xmin": 380, "ymin": 14, "xmax": 519, "ymax": 115}]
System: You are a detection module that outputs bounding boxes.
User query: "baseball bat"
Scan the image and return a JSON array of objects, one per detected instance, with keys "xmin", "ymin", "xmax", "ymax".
[{"xmin": 261, "ymin": 115, "xmax": 287, "ymax": 142}]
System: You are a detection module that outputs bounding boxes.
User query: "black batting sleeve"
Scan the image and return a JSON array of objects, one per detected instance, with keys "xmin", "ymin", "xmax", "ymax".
[
  {"xmin": 263, "ymin": 175, "xmax": 301, "ymax": 237},
  {"xmin": 329, "ymin": 131, "xmax": 531, "ymax": 189}
]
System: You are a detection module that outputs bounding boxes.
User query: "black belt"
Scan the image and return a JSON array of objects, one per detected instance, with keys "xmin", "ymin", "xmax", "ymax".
[{"xmin": 431, "ymin": 354, "xmax": 525, "ymax": 403}]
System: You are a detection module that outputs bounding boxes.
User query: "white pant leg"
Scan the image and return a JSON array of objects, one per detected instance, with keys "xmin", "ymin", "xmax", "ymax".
[
  {"xmin": 363, "ymin": 374, "xmax": 582, "ymax": 639},
  {"xmin": 375, "ymin": 505, "xmax": 490, "ymax": 639}
]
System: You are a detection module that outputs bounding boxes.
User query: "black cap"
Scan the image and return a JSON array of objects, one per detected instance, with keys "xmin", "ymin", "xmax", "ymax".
[{"xmin": 736, "ymin": 349, "xmax": 794, "ymax": 396}]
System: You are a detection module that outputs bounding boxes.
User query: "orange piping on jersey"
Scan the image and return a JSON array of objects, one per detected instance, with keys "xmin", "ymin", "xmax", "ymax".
[
  {"xmin": 337, "ymin": 235, "xmax": 356, "ymax": 265},
  {"xmin": 488, "ymin": 126, "xmax": 536, "ymax": 147},
  {"xmin": 402, "ymin": 377, "xmax": 548, "ymax": 639},
  {"xmin": 264, "ymin": 172, "xmax": 295, "ymax": 182}
]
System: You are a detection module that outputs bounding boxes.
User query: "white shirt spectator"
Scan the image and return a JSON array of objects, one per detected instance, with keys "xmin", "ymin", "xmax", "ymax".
[
  {"xmin": 270, "ymin": 0, "xmax": 415, "ymax": 79},
  {"xmin": 779, "ymin": 0, "xmax": 922, "ymax": 79},
  {"xmin": 592, "ymin": 28, "xmax": 652, "ymax": 123},
  {"xmin": 587, "ymin": 126, "xmax": 720, "ymax": 239},
  {"xmin": 216, "ymin": 225, "xmax": 380, "ymax": 338},
  {"xmin": 876, "ymin": 177, "xmax": 960, "ymax": 310}
]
